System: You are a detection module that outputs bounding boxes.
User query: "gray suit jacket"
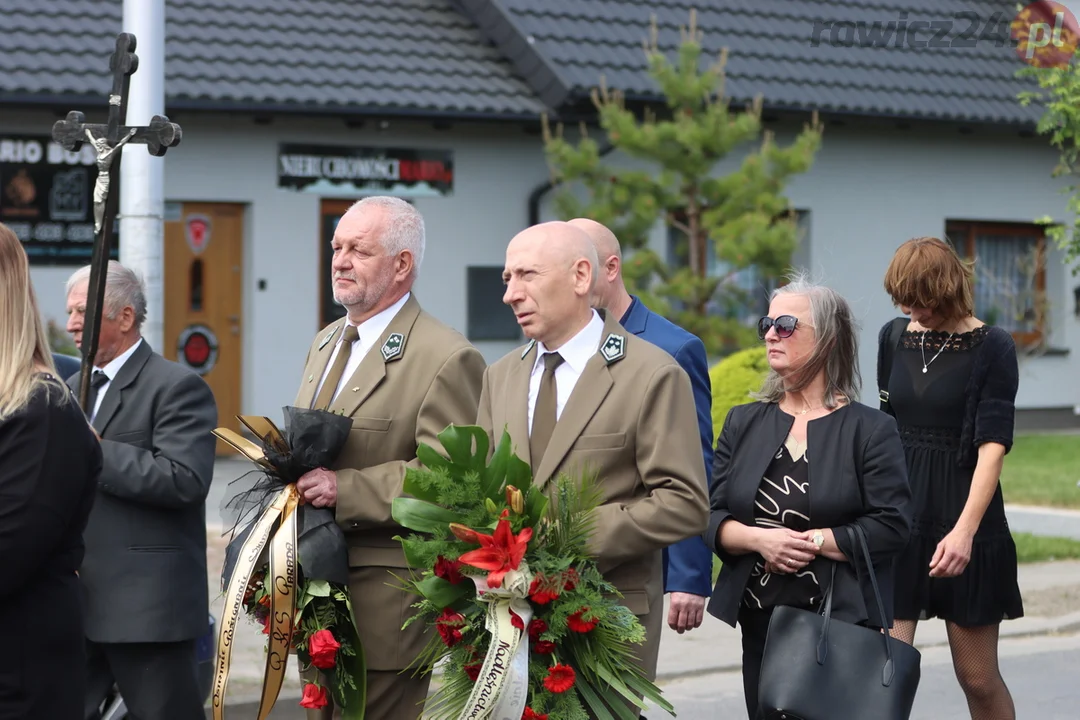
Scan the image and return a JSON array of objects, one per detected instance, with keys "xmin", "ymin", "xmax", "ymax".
[{"xmin": 68, "ymin": 340, "xmax": 218, "ymax": 643}]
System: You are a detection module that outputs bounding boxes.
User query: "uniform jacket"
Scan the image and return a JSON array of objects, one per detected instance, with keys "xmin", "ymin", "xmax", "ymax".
[
  {"xmin": 293, "ymin": 294, "xmax": 486, "ymax": 670},
  {"xmin": 476, "ymin": 311, "xmax": 709, "ymax": 620}
]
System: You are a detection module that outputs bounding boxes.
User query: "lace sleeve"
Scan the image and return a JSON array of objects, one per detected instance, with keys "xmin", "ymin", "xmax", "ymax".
[{"xmin": 973, "ymin": 329, "xmax": 1019, "ymax": 453}]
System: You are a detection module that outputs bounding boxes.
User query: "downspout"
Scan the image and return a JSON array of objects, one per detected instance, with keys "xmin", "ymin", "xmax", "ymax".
[{"xmin": 527, "ymin": 142, "xmax": 616, "ymax": 225}]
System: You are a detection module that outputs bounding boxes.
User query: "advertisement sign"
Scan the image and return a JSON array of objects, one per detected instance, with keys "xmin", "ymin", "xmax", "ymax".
[
  {"xmin": 278, "ymin": 143, "xmax": 453, "ymax": 197},
  {"xmin": 0, "ymin": 135, "xmax": 119, "ymax": 265}
]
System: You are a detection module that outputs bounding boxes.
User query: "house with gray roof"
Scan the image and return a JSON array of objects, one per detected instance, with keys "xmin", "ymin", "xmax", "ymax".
[{"xmin": 1, "ymin": 0, "xmax": 1076, "ymax": 430}]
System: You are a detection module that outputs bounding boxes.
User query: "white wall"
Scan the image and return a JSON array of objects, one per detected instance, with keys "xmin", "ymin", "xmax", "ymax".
[
  {"xmin": 6, "ymin": 110, "xmax": 547, "ymax": 416},
  {"xmin": 536, "ymin": 119, "xmax": 1080, "ymax": 412},
  {"xmin": 7, "ymin": 108, "xmax": 1077, "ymax": 417}
]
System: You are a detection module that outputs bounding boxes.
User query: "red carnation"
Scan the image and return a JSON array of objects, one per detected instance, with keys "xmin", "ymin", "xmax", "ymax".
[
  {"xmin": 464, "ymin": 662, "xmax": 483, "ymax": 681},
  {"xmin": 528, "ymin": 575, "xmax": 560, "ymax": 605},
  {"xmin": 533, "ymin": 640, "xmax": 556, "ymax": 654},
  {"xmin": 308, "ymin": 629, "xmax": 341, "ymax": 669},
  {"xmin": 436, "ymin": 608, "xmax": 466, "ymax": 647},
  {"xmin": 299, "ymin": 683, "xmax": 329, "ymax": 709},
  {"xmin": 510, "ymin": 611, "xmax": 524, "ymax": 630},
  {"xmin": 567, "ymin": 607, "xmax": 598, "ymax": 633},
  {"xmin": 523, "ymin": 708, "xmax": 549, "ymax": 720},
  {"xmin": 434, "ymin": 556, "xmax": 464, "ymax": 585},
  {"xmin": 543, "ymin": 664, "xmax": 576, "ymax": 693},
  {"xmin": 563, "ymin": 568, "xmax": 580, "ymax": 590},
  {"xmin": 527, "ymin": 618, "xmax": 547, "ymax": 640}
]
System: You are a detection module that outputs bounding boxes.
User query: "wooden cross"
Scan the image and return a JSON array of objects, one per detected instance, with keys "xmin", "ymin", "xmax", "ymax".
[{"xmin": 51, "ymin": 32, "xmax": 182, "ymax": 411}]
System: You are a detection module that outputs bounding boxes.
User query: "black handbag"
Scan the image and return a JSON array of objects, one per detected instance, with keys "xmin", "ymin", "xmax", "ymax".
[{"xmin": 756, "ymin": 524, "xmax": 921, "ymax": 720}]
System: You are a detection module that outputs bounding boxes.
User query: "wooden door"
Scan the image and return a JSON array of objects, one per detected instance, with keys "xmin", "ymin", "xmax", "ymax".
[{"xmin": 164, "ymin": 202, "xmax": 244, "ymax": 455}]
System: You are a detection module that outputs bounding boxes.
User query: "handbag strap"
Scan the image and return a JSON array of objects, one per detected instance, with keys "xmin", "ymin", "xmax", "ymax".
[
  {"xmin": 816, "ymin": 562, "xmax": 838, "ymax": 664},
  {"xmin": 878, "ymin": 317, "xmax": 907, "ymax": 414},
  {"xmin": 846, "ymin": 524, "xmax": 898, "ymax": 686}
]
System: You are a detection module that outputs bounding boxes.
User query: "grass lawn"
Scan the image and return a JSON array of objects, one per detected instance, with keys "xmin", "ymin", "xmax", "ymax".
[
  {"xmin": 1000, "ymin": 434, "xmax": 1080, "ymax": 509},
  {"xmin": 1012, "ymin": 532, "xmax": 1080, "ymax": 563}
]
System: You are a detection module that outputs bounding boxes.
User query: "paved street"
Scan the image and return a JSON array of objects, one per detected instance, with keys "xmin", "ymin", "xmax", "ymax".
[{"xmin": 638, "ymin": 631, "xmax": 1080, "ymax": 720}]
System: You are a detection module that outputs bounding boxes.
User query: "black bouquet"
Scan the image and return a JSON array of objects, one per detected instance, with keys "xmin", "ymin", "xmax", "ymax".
[
  {"xmin": 212, "ymin": 407, "xmax": 368, "ymax": 716},
  {"xmin": 217, "ymin": 406, "xmax": 354, "ymax": 588}
]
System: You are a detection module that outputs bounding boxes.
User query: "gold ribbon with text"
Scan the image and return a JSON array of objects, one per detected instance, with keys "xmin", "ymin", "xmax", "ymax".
[{"xmin": 211, "ymin": 484, "xmax": 300, "ymax": 720}]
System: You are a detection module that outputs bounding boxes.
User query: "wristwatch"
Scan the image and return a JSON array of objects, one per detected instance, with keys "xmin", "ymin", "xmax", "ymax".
[{"xmin": 811, "ymin": 531, "xmax": 825, "ymax": 549}]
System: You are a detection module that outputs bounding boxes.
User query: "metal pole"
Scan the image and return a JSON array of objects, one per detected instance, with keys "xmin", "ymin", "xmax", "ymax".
[{"xmin": 120, "ymin": 0, "xmax": 166, "ymax": 352}]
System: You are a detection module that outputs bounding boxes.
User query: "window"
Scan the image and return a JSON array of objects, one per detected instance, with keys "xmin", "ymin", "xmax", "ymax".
[
  {"xmin": 665, "ymin": 209, "xmax": 809, "ymax": 325},
  {"xmin": 945, "ymin": 221, "xmax": 1047, "ymax": 346},
  {"xmin": 466, "ymin": 266, "xmax": 521, "ymax": 341}
]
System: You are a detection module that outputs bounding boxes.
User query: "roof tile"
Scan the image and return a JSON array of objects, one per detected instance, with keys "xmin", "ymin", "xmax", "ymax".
[{"xmin": 0, "ymin": 0, "xmax": 545, "ymax": 117}]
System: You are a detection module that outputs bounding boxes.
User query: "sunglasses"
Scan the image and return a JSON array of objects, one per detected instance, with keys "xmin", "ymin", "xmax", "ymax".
[{"xmin": 757, "ymin": 315, "xmax": 806, "ymax": 340}]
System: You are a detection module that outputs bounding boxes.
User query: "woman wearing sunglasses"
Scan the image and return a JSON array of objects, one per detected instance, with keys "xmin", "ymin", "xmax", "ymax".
[
  {"xmin": 879, "ymin": 237, "xmax": 1022, "ymax": 719},
  {"xmin": 703, "ymin": 274, "xmax": 912, "ymax": 719}
]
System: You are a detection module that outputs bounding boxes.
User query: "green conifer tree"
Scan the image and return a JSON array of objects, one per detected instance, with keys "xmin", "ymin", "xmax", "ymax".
[{"xmin": 542, "ymin": 10, "xmax": 823, "ymax": 353}]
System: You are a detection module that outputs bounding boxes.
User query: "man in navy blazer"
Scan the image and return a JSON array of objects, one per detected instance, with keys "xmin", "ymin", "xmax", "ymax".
[{"xmin": 571, "ymin": 218, "xmax": 714, "ymax": 634}]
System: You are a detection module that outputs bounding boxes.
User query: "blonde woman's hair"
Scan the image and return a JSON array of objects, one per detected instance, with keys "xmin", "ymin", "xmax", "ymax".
[{"xmin": 0, "ymin": 222, "xmax": 62, "ymax": 421}]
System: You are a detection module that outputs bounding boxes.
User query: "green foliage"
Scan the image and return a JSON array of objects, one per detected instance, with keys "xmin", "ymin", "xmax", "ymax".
[
  {"xmin": 709, "ymin": 345, "xmax": 769, "ymax": 441},
  {"xmin": 542, "ymin": 9, "xmax": 823, "ymax": 354},
  {"xmin": 1017, "ymin": 51, "xmax": 1080, "ymax": 272}
]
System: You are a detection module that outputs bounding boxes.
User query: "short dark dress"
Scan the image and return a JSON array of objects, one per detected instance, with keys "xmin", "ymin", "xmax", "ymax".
[{"xmin": 887, "ymin": 326, "xmax": 1024, "ymax": 626}]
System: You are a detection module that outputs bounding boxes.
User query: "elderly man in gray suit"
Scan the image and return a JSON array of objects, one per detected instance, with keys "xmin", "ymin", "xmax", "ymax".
[{"xmin": 65, "ymin": 260, "xmax": 217, "ymax": 720}]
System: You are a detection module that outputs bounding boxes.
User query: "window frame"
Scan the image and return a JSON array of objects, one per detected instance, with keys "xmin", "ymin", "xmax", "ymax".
[{"xmin": 944, "ymin": 220, "xmax": 1047, "ymax": 347}]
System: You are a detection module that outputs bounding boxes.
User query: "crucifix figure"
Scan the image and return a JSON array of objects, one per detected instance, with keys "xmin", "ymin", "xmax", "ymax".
[
  {"xmin": 51, "ymin": 32, "xmax": 182, "ymax": 410},
  {"xmin": 86, "ymin": 127, "xmax": 136, "ymax": 234}
]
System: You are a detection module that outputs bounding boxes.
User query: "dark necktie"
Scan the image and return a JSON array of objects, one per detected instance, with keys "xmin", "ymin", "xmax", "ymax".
[
  {"xmin": 85, "ymin": 370, "xmax": 109, "ymax": 419},
  {"xmin": 314, "ymin": 325, "xmax": 360, "ymax": 410},
  {"xmin": 530, "ymin": 352, "xmax": 564, "ymax": 468}
]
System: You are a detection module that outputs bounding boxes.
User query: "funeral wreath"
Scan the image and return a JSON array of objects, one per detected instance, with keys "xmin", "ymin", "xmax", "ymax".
[{"xmin": 392, "ymin": 424, "xmax": 674, "ymax": 720}]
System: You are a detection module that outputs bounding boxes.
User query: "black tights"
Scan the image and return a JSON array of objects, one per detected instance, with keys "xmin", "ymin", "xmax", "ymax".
[{"xmin": 893, "ymin": 619, "xmax": 1016, "ymax": 720}]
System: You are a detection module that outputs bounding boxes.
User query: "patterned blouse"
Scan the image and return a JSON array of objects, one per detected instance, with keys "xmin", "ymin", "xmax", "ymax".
[{"xmin": 743, "ymin": 435, "xmax": 824, "ymax": 611}]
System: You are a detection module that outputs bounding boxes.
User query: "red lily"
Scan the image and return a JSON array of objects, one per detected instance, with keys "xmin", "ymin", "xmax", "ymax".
[{"xmin": 457, "ymin": 510, "xmax": 532, "ymax": 588}]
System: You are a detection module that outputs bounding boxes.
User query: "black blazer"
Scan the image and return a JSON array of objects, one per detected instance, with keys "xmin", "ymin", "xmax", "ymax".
[
  {"xmin": 69, "ymin": 340, "xmax": 218, "ymax": 643},
  {"xmin": 704, "ymin": 401, "xmax": 912, "ymax": 629},
  {"xmin": 0, "ymin": 377, "xmax": 100, "ymax": 718}
]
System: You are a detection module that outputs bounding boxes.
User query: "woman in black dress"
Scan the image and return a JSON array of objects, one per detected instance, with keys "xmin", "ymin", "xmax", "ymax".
[
  {"xmin": 0, "ymin": 222, "xmax": 101, "ymax": 718},
  {"xmin": 880, "ymin": 236, "xmax": 1022, "ymax": 719}
]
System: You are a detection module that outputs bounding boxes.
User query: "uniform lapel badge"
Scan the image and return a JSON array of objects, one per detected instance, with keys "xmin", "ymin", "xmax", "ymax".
[
  {"xmin": 521, "ymin": 339, "xmax": 536, "ymax": 359},
  {"xmin": 318, "ymin": 327, "xmax": 337, "ymax": 350},
  {"xmin": 600, "ymin": 332, "xmax": 626, "ymax": 363},
  {"xmin": 381, "ymin": 332, "xmax": 405, "ymax": 362}
]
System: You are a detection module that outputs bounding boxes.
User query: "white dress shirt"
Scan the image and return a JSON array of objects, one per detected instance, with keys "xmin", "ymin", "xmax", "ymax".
[
  {"xmin": 313, "ymin": 292, "xmax": 411, "ymax": 405},
  {"xmin": 90, "ymin": 337, "xmax": 144, "ymax": 423},
  {"xmin": 527, "ymin": 310, "xmax": 605, "ymax": 434}
]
